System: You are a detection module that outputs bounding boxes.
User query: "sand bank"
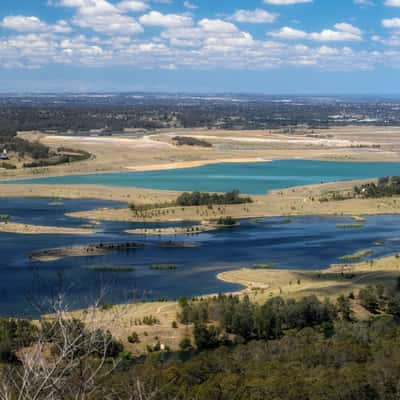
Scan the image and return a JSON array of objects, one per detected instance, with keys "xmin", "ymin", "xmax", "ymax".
[
  {"xmin": 0, "ymin": 222, "xmax": 95, "ymax": 235},
  {"xmin": 125, "ymin": 158, "xmax": 269, "ymax": 172}
]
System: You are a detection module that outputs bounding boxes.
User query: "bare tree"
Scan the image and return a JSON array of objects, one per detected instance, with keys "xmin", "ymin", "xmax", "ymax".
[{"xmin": 0, "ymin": 293, "xmax": 128, "ymax": 400}]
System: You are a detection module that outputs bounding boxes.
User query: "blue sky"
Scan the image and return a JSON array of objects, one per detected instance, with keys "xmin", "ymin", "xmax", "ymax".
[{"xmin": 1, "ymin": 0, "xmax": 400, "ymax": 93}]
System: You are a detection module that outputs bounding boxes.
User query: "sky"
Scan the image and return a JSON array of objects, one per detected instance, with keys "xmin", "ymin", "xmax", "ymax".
[{"xmin": 1, "ymin": 0, "xmax": 400, "ymax": 94}]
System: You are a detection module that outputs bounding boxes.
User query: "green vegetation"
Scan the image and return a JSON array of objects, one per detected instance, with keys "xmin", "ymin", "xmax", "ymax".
[
  {"xmin": 355, "ymin": 176, "xmax": 400, "ymax": 198},
  {"xmin": 150, "ymin": 264, "xmax": 177, "ymax": 270},
  {"xmin": 142, "ymin": 315, "xmax": 160, "ymax": 326},
  {"xmin": 129, "ymin": 190, "xmax": 252, "ymax": 212},
  {"xmin": 84, "ymin": 265, "xmax": 136, "ymax": 272},
  {"xmin": 176, "ymin": 190, "xmax": 253, "ymax": 207},
  {"xmin": 0, "ymin": 214, "xmax": 10, "ymax": 220},
  {"xmin": 253, "ymin": 263, "xmax": 276, "ymax": 269},
  {"xmin": 4, "ymin": 284, "xmax": 400, "ymax": 399},
  {"xmin": 216, "ymin": 216, "xmax": 237, "ymax": 226},
  {"xmin": 336, "ymin": 223, "xmax": 364, "ymax": 229},
  {"xmin": 0, "ymin": 318, "xmax": 37, "ymax": 362},
  {"xmin": 127, "ymin": 332, "xmax": 140, "ymax": 344},
  {"xmin": 351, "ymin": 215, "xmax": 366, "ymax": 222},
  {"xmin": 23, "ymin": 148, "xmax": 91, "ymax": 168},
  {"xmin": 339, "ymin": 249, "xmax": 374, "ymax": 262},
  {"xmin": 172, "ymin": 136, "xmax": 212, "ymax": 147},
  {"xmin": 0, "ymin": 162, "xmax": 16, "ymax": 169},
  {"xmin": 178, "ymin": 294, "xmax": 337, "ymax": 344}
]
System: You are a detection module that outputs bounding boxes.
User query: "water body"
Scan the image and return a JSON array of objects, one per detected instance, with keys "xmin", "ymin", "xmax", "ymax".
[
  {"xmin": 1, "ymin": 198, "xmax": 400, "ymax": 317},
  {"xmin": 8, "ymin": 160, "xmax": 400, "ymax": 194}
]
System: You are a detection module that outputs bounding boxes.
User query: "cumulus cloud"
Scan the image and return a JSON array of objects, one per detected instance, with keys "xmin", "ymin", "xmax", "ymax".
[
  {"xmin": 1, "ymin": 15, "xmax": 72, "ymax": 34},
  {"xmin": 269, "ymin": 23, "xmax": 362, "ymax": 42},
  {"xmin": 139, "ymin": 11, "xmax": 193, "ymax": 28},
  {"xmin": 382, "ymin": 18, "xmax": 400, "ymax": 28},
  {"xmin": 230, "ymin": 9, "xmax": 277, "ymax": 24},
  {"xmin": 116, "ymin": 1, "xmax": 149, "ymax": 12},
  {"xmin": 1, "ymin": 0, "xmax": 400, "ymax": 73},
  {"xmin": 56, "ymin": 0, "xmax": 143, "ymax": 35}
]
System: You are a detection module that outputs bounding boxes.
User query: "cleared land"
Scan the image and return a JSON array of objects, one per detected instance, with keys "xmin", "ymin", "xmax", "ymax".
[{"xmin": 2, "ymin": 126, "xmax": 400, "ymax": 180}]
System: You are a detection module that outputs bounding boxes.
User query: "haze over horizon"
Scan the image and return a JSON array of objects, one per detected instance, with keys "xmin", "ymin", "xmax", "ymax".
[{"xmin": 1, "ymin": 0, "xmax": 400, "ymax": 93}]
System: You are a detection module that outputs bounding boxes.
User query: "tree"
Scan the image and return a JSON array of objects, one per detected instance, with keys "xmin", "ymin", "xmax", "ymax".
[
  {"xmin": 337, "ymin": 295, "xmax": 352, "ymax": 321},
  {"xmin": 193, "ymin": 324, "xmax": 220, "ymax": 351}
]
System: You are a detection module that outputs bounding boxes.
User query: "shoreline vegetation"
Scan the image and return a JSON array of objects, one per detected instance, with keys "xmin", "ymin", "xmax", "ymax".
[{"xmin": 52, "ymin": 253, "xmax": 400, "ymax": 358}]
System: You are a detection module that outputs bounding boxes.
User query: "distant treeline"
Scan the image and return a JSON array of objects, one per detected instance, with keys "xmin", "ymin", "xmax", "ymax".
[
  {"xmin": 172, "ymin": 136, "xmax": 212, "ymax": 147},
  {"xmin": 1, "ymin": 96, "xmax": 399, "ymax": 135}
]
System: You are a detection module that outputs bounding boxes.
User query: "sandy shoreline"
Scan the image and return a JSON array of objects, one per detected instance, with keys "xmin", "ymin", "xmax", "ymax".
[
  {"xmin": 125, "ymin": 158, "xmax": 270, "ymax": 171},
  {"xmin": 0, "ymin": 221, "xmax": 95, "ymax": 235},
  {"xmin": 217, "ymin": 254, "xmax": 400, "ymax": 302}
]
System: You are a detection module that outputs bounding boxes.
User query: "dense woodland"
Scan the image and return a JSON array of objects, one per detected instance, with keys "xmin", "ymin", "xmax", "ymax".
[
  {"xmin": 176, "ymin": 190, "xmax": 253, "ymax": 206},
  {"xmin": 2, "ymin": 283, "xmax": 400, "ymax": 399}
]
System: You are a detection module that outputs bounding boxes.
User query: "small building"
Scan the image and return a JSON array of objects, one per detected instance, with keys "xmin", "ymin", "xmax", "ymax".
[{"xmin": 0, "ymin": 149, "xmax": 9, "ymax": 160}]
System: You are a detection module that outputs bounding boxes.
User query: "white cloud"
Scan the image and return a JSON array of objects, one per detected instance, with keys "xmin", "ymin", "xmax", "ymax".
[
  {"xmin": 183, "ymin": 1, "xmax": 198, "ymax": 10},
  {"xmin": 2, "ymin": 16, "xmax": 48, "ymax": 32},
  {"xmin": 1, "ymin": 15, "xmax": 72, "ymax": 34},
  {"xmin": 354, "ymin": 0, "xmax": 374, "ymax": 5},
  {"xmin": 198, "ymin": 19, "xmax": 238, "ymax": 33},
  {"xmin": 139, "ymin": 11, "xmax": 193, "ymax": 28},
  {"xmin": 382, "ymin": 18, "xmax": 400, "ymax": 28},
  {"xmin": 269, "ymin": 23, "xmax": 362, "ymax": 42},
  {"xmin": 57, "ymin": 0, "xmax": 143, "ymax": 35},
  {"xmin": 263, "ymin": 0, "xmax": 312, "ymax": 5},
  {"xmin": 269, "ymin": 27, "xmax": 307, "ymax": 39},
  {"xmin": 385, "ymin": 0, "xmax": 400, "ymax": 6},
  {"xmin": 231, "ymin": 9, "xmax": 277, "ymax": 24},
  {"xmin": 116, "ymin": 1, "xmax": 149, "ymax": 12}
]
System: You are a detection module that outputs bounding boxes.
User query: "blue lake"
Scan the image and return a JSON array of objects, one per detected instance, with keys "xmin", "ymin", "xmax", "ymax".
[
  {"xmin": 1, "ymin": 198, "xmax": 400, "ymax": 317},
  {"xmin": 7, "ymin": 160, "xmax": 400, "ymax": 194}
]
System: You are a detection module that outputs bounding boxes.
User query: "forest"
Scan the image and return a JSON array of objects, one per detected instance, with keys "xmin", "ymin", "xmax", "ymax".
[{"xmin": 2, "ymin": 282, "xmax": 400, "ymax": 399}]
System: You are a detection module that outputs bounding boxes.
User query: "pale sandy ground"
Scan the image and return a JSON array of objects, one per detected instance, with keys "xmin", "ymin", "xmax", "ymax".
[
  {"xmin": 126, "ymin": 158, "xmax": 269, "ymax": 171},
  {"xmin": 218, "ymin": 255, "xmax": 400, "ymax": 302},
  {"xmin": 0, "ymin": 221, "xmax": 95, "ymax": 235}
]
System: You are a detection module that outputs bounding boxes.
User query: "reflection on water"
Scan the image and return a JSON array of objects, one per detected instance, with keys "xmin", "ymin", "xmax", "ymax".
[{"xmin": 1, "ymin": 197, "xmax": 400, "ymax": 317}]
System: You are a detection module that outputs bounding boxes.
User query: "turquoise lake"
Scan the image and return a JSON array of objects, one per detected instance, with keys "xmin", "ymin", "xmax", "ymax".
[{"xmin": 8, "ymin": 160, "xmax": 400, "ymax": 194}]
